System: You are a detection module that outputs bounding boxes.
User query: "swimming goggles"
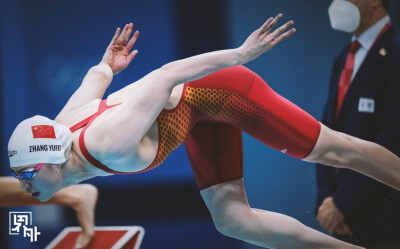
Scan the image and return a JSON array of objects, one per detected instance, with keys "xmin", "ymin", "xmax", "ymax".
[{"xmin": 11, "ymin": 163, "xmax": 45, "ymax": 179}]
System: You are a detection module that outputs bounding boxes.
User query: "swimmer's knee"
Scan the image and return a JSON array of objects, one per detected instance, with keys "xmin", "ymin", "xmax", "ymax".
[
  {"xmin": 303, "ymin": 124, "xmax": 357, "ymax": 168},
  {"xmin": 211, "ymin": 206, "xmax": 253, "ymax": 238},
  {"xmin": 212, "ymin": 213, "xmax": 243, "ymax": 238}
]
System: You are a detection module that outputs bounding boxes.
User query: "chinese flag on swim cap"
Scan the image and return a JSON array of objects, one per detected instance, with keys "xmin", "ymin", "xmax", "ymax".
[{"xmin": 31, "ymin": 125, "xmax": 56, "ymax": 139}]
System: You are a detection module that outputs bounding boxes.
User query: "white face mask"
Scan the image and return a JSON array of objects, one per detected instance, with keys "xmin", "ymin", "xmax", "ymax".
[{"xmin": 328, "ymin": 0, "xmax": 364, "ymax": 33}]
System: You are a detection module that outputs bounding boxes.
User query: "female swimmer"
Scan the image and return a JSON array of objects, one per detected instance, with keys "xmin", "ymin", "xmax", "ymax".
[{"xmin": 8, "ymin": 14, "xmax": 400, "ymax": 248}]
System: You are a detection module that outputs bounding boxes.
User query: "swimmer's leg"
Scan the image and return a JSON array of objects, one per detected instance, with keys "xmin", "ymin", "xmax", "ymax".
[
  {"xmin": 186, "ymin": 65, "xmax": 321, "ymax": 159},
  {"xmin": 200, "ymin": 178, "xmax": 362, "ymax": 249},
  {"xmin": 0, "ymin": 177, "xmax": 98, "ymax": 248},
  {"xmin": 188, "ymin": 66, "xmax": 400, "ymax": 190},
  {"xmin": 185, "ymin": 122, "xmax": 243, "ymax": 190},
  {"xmin": 303, "ymin": 124, "xmax": 400, "ymax": 191},
  {"xmin": 184, "ymin": 123, "xmax": 360, "ymax": 248}
]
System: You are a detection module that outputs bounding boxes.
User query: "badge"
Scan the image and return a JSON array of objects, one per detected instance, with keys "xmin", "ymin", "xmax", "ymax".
[
  {"xmin": 358, "ymin": 98, "xmax": 374, "ymax": 113},
  {"xmin": 379, "ymin": 48, "xmax": 387, "ymax": 56}
]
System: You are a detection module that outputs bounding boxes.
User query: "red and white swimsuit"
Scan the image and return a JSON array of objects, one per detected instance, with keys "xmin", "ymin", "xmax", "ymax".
[{"xmin": 70, "ymin": 65, "xmax": 321, "ymax": 190}]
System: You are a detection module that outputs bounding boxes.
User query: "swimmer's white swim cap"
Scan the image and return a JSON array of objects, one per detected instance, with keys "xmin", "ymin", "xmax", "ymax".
[{"xmin": 8, "ymin": 115, "xmax": 72, "ymax": 167}]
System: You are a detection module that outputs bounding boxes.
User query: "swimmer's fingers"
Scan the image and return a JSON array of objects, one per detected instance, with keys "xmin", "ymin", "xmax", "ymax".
[
  {"xmin": 268, "ymin": 21, "xmax": 296, "ymax": 46},
  {"xmin": 127, "ymin": 49, "xmax": 139, "ymax": 63},
  {"xmin": 116, "ymin": 24, "xmax": 129, "ymax": 45},
  {"xmin": 126, "ymin": 30, "xmax": 140, "ymax": 51},
  {"xmin": 270, "ymin": 20, "xmax": 295, "ymax": 39},
  {"xmin": 123, "ymin": 23, "xmax": 134, "ymax": 44},
  {"xmin": 109, "ymin": 27, "xmax": 121, "ymax": 46},
  {"xmin": 259, "ymin": 17, "xmax": 273, "ymax": 34},
  {"xmin": 260, "ymin": 14, "xmax": 282, "ymax": 35}
]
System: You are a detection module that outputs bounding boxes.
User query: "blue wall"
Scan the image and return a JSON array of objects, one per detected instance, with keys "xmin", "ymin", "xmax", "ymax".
[
  {"xmin": 1, "ymin": 0, "xmax": 197, "ymax": 187},
  {"xmin": 2, "ymin": 1, "xmax": 398, "ymax": 249}
]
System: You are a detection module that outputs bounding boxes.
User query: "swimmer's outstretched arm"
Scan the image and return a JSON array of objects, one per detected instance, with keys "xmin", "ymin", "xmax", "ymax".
[
  {"xmin": 161, "ymin": 14, "xmax": 294, "ymax": 85},
  {"xmin": 56, "ymin": 23, "xmax": 139, "ymax": 117},
  {"xmin": 106, "ymin": 14, "xmax": 294, "ymax": 149}
]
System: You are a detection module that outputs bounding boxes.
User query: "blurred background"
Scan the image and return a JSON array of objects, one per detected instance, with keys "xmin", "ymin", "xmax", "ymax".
[{"xmin": 1, "ymin": 0, "xmax": 399, "ymax": 248}]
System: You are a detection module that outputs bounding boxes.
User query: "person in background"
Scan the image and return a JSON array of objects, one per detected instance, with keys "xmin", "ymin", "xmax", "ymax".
[
  {"xmin": 0, "ymin": 177, "xmax": 98, "ymax": 248},
  {"xmin": 316, "ymin": 0, "xmax": 400, "ymax": 248}
]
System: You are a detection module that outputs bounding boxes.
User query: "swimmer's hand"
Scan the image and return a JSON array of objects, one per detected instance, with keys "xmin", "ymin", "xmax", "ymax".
[
  {"xmin": 239, "ymin": 14, "xmax": 295, "ymax": 63},
  {"xmin": 102, "ymin": 23, "xmax": 140, "ymax": 75}
]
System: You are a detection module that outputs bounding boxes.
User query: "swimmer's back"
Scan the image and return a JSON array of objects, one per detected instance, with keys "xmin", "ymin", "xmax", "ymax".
[{"xmin": 55, "ymin": 81, "xmax": 184, "ymax": 173}]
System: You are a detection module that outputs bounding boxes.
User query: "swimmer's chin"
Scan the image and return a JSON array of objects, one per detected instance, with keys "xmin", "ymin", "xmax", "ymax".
[{"xmin": 36, "ymin": 194, "xmax": 52, "ymax": 202}]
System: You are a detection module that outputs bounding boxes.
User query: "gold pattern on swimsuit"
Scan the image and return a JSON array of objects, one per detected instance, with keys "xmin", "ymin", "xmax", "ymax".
[{"xmin": 148, "ymin": 86, "xmax": 270, "ymax": 169}]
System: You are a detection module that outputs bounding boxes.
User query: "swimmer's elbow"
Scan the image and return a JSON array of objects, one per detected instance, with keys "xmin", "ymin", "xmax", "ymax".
[
  {"xmin": 160, "ymin": 62, "xmax": 212, "ymax": 86},
  {"xmin": 158, "ymin": 65, "xmax": 182, "ymax": 87}
]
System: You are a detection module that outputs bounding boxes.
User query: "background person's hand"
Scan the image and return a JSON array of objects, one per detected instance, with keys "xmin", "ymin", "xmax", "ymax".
[
  {"xmin": 334, "ymin": 221, "xmax": 353, "ymax": 236},
  {"xmin": 240, "ymin": 14, "xmax": 295, "ymax": 63},
  {"xmin": 102, "ymin": 23, "xmax": 139, "ymax": 74},
  {"xmin": 317, "ymin": 196, "xmax": 345, "ymax": 234}
]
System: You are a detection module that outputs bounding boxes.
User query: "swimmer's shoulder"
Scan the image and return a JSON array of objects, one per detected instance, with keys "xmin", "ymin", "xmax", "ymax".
[{"xmin": 55, "ymin": 99, "xmax": 102, "ymax": 127}]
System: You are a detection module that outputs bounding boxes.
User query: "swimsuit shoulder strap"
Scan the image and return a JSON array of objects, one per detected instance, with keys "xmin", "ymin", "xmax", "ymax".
[
  {"xmin": 75, "ymin": 100, "xmax": 132, "ymax": 175},
  {"xmin": 69, "ymin": 100, "xmax": 112, "ymax": 132},
  {"xmin": 70, "ymin": 116, "xmax": 93, "ymax": 133}
]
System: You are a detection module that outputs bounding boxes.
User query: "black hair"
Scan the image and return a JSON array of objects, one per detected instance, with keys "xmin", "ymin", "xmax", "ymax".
[{"xmin": 382, "ymin": 0, "xmax": 389, "ymax": 11}]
